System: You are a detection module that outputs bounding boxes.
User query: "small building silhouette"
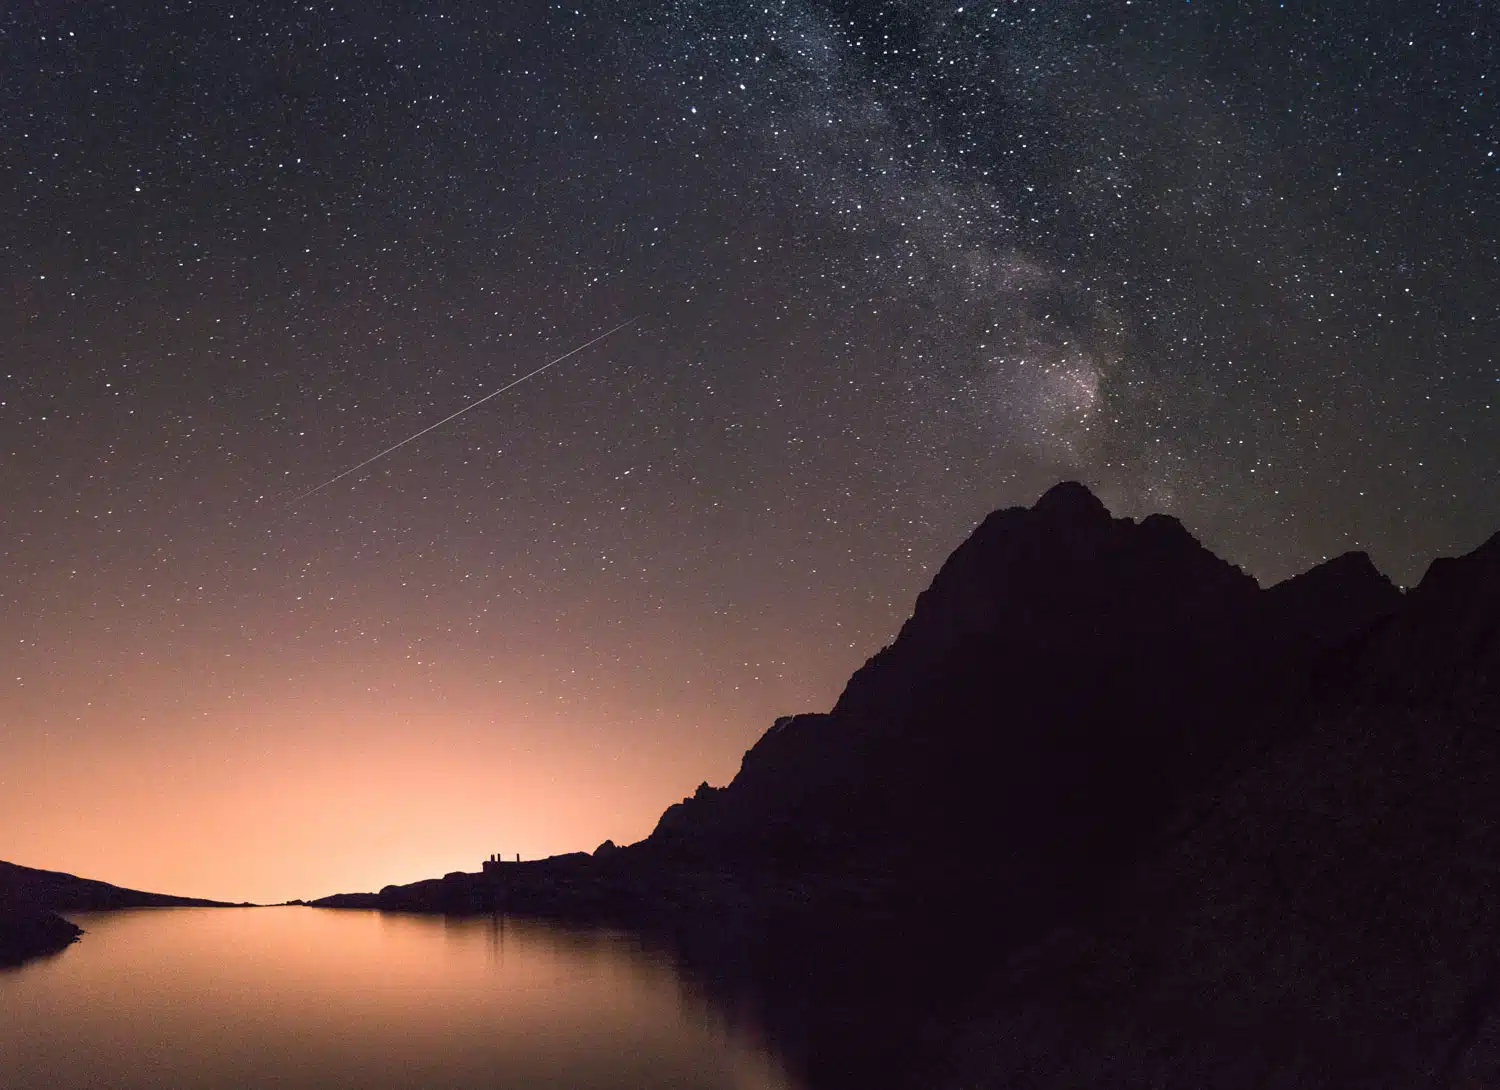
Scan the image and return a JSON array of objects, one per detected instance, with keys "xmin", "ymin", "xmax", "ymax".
[{"xmin": 482, "ymin": 851, "xmax": 519, "ymax": 874}]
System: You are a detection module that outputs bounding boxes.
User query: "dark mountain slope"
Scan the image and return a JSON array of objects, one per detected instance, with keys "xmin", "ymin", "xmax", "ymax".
[
  {"xmin": 1261, "ymin": 548, "xmax": 1400, "ymax": 646},
  {"xmin": 643, "ymin": 484, "xmax": 1399, "ymax": 925},
  {"xmin": 944, "ymin": 528, "xmax": 1500, "ymax": 1089},
  {"xmin": 1352, "ymin": 529, "xmax": 1500, "ymax": 704},
  {"xmin": 0, "ymin": 859, "xmax": 241, "ymax": 912}
]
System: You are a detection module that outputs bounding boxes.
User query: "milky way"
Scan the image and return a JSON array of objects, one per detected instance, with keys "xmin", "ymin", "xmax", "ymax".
[{"xmin": 2, "ymin": 1, "xmax": 1496, "ymax": 901}]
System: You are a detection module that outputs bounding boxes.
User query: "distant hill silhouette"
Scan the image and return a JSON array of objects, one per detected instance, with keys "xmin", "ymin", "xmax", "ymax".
[
  {"xmin": 308, "ymin": 482, "xmax": 1500, "ymax": 1088},
  {"xmin": 0, "ymin": 860, "xmax": 241, "ymax": 912},
  {"xmin": 0, "ymin": 860, "xmax": 245, "ymax": 967}
]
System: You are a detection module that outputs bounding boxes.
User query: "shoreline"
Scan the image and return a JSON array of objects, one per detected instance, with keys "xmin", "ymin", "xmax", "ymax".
[{"xmin": 0, "ymin": 907, "xmax": 84, "ymax": 969}]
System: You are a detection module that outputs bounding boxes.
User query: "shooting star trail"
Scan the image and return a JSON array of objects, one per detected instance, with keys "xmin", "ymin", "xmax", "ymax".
[{"xmin": 288, "ymin": 316, "xmax": 638, "ymax": 504}]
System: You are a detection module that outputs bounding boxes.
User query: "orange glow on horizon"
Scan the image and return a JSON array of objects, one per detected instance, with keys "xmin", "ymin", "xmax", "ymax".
[{"xmin": 1, "ymin": 645, "xmax": 856, "ymax": 905}]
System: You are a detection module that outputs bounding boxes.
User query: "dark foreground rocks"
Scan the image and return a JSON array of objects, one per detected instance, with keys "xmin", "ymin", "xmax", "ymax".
[{"xmin": 0, "ymin": 906, "xmax": 83, "ymax": 968}]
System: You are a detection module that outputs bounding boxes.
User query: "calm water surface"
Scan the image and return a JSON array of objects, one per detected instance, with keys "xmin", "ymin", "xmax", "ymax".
[{"xmin": 0, "ymin": 908, "xmax": 796, "ymax": 1090}]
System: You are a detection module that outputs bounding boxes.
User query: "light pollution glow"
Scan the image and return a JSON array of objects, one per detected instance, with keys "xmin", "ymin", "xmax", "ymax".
[{"xmin": 1, "ymin": 650, "xmax": 852, "ymax": 905}]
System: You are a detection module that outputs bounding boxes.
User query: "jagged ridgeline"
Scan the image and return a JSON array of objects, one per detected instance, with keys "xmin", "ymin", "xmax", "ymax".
[{"xmin": 644, "ymin": 482, "xmax": 1400, "ymax": 900}]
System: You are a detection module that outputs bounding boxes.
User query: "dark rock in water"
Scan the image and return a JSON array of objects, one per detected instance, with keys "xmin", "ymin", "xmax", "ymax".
[
  {"xmin": 0, "ymin": 906, "xmax": 83, "ymax": 968},
  {"xmin": 308, "ymin": 483, "xmax": 1500, "ymax": 1090}
]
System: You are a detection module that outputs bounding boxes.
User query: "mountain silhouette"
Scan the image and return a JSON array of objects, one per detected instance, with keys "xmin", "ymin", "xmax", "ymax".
[
  {"xmin": 639, "ymin": 482, "xmax": 1399, "ymax": 919},
  {"xmin": 945, "ymin": 524, "xmax": 1500, "ymax": 1088},
  {"xmin": 0, "ymin": 860, "xmax": 241, "ymax": 912},
  {"xmin": 310, "ymin": 483, "xmax": 1500, "ymax": 1088}
]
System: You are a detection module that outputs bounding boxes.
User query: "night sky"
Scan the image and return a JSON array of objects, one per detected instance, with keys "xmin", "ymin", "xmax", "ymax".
[{"xmin": 3, "ymin": 1, "xmax": 1496, "ymax": 904}]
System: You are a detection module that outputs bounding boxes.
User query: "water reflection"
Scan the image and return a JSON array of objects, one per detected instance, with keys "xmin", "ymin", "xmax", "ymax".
[{"xmin": 0, "ymin": 908, "xmax": 795, "ymax": 1090}]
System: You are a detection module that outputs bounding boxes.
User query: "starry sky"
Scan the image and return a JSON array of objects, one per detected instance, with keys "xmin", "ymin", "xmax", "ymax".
[{"xmin": 3, "ymin": 1, "xmax": 1496, "ymax": 904}]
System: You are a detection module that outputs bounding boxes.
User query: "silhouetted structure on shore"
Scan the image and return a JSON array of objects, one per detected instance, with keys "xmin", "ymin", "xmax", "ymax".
[{"xmin": 481, "ymin": 853, "xmax": 521, "ymax": 873}]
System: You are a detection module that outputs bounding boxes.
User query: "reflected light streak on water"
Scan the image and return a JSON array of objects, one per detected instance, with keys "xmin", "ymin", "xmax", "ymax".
[{"xmin": 0, "ymin": 908, "xmax": 795, "ymax": 1090}]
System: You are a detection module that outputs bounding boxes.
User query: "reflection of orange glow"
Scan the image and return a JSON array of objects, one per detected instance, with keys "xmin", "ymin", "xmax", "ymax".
[{"xmin": 0, "ymin": 907, "xmax": 794, "ymax": 1090}]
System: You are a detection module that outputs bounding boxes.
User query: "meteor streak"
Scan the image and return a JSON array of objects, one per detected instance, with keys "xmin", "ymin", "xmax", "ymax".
[{"xmin": 289, "ymin": 317, "xmax": 638, "ymax": 503}]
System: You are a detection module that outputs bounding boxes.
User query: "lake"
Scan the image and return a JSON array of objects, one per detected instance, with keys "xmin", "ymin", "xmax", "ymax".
[{"xmin": 0, "ymin": 908, "xmax": 797, "ymax": 1090}]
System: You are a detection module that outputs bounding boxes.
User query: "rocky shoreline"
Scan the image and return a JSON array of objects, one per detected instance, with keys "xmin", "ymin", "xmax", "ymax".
[{"xmin": 0, "ymin": 907, "xmax": 83, "ymax": 969}]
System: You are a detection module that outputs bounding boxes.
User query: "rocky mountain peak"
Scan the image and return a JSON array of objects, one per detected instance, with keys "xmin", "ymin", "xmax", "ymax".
[
  {"xmin": 1031, "ymin": 480, "xmax": 1111, "ymax": 520},
  {"xmin": 1352, "ymin": 529, "xmax": 1500, "ymax": 702},
  {"xmin": 1262, "ymin": 550, "xmax": 1403, "ymax": 645}
]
